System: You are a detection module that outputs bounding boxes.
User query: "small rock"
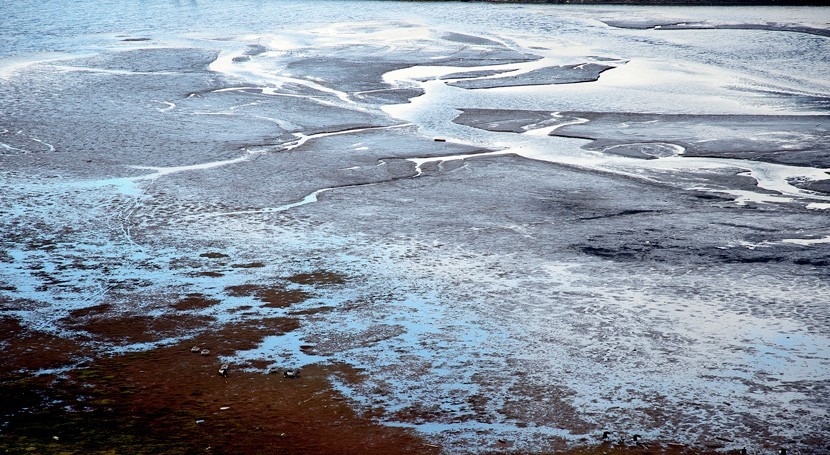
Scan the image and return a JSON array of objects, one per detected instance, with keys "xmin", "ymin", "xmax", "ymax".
[
  {"xmin": 200, "ymin": 349, "xmax": 210, "ymax": 356},
  {"xmin": 219, "ymin": 406, "xmax": 230, "ymax": 410},
  {"xmin": 218, "ymin": 364, "xmax": 229, "ymax": 377},
  {"xmin": 191, "ymin": 346, "xmax": 201, "ymax": 353},
  {"xmin": 434, "ymin": 138, "xmax": 446, "ymax": 142},
  {"xmin": 52, "ymin": 436, "xmax": 59, "ymax": 441},
  {"xmin": 283, "ymin": 370, "xmax": 299, "ymax": 379}
]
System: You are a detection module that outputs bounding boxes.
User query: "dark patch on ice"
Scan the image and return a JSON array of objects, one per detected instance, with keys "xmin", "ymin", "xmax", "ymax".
[
  {"xmin": 794, "ymin": 257, "xmax": 830, "ymax": 266},
  {"xmin": 453, "ymin": 108, "xmax": 553, "ymax": 133},
  {"xmin": 200, "ymin": 252, "xmax": 229, "ymax": 259},
  {"xmin": 69, "ymin": 304, "xmax": 113, "ymax": 318},
  {"xmin": 452, "ymin": 108, "xmax": 830, "ymax": 168},
  {"xmin": 288, "ymin": 271, "xmax": 347, "ymax": 286},
  {"xmin": 438, "ymin": 69, "xmax": 517, "ymax": 81},
  {"xmin": 588, "ymin": 55, "xmax": 620, "ymax": 62},
  {"xmin": 225, "ymin": 284, "xmax": 313, "ymax": 308},
  {"xmin": 289, "ymin": 305, "xmax": 336, "ymax": 316},
  {"xmin": 71, "ymin": 48, "xmax": 219, "ymax": 73},
  {"xmin": 788, "ymin": 177, "xmax": 830, "ymax": 194},
  {"xmin": 729, "ymin": 86, "xmax": 830, "ymax": 111},
  {"xmin": 442, "ymin": 32, "xmax": 503, "ymax": 47},
  {"xmin": 243, "ymin": 44, "xmax": 267, "ymax": 56},
  {"xmin": 354, "ymin": 88, "xmax": 425, "ymax": 105},
  {"xmin": 603, "ymin": 19, "xmax": 830, "ymax": 38},
  {"xmin": 195, "ymin": 271, "xmax": 224, "ymax": 278},
  {"xmin": 600, "ymin": 143, "xmax": 677, "ymax": 160},
  {"xmin": 579, "ymin": 209, "xmax": 659, "ymax": 221},
  {"xmin": 551, "ymin": 112, "xmax": 830, "ymax": 168},
  {"xmin": 578, "ymin": 237, "xmax": 830, "ymax": 267},
  {"xmin": 231, "ymin": 261, "xmax": 266, "ymax": 268},
  {"xmin": 431, "ymin": 49, "xmax": 541, "ymax": 68},
  {"xmin": 448, "ymin": 63, "xmax": 615, "ymax": 89},
  {"xmin": 715, "ymin": 245, "xmax": 830, "ymax": 267},
  {"xmin": 285, "ymin": 57, "xmax": 413, "ymax": 93},
  {"xmin": 172, "ymin": 294, "xmax": 221, "ymax": 311},
  {"xmin": 121, "ymin": 37, "xmax": 151, "ymax": 42}
]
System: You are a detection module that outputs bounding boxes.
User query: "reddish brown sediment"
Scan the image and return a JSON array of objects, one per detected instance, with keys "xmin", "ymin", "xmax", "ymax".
[
  {"xmin": 0, "ymin": 315, "xmax": 434, "ymax": 454},
  {"xmin": 288, "ymin": 271, "xmax": 348, "ymax": 286},
  {"xmin": 0, "ymin": 316, "xmax": 92, "ymax": 373},
  {"xmin": 68, "ymin": 303, "xmax": 113, "ymax": 318},
  {"xmin": 199, "ymin": 252, "xmax": 230, "ymax": 259},
  {"xmin": 171, "ymin": 293, "xmax": 222, "ymax": 311},
  {"xmin": 230, "ymin": 261, "xmax": 266, "ymax": 268},
  {"xmin": 224, "ymin": 284, "xmax": 313, "ymax": 308},
  {"xmin": 61, "ymin": 312, "xmax": 217, "ymax": 344},
  {"xmin": 193, "ymin": 271, "xmax": 225, "ymax": 278}
]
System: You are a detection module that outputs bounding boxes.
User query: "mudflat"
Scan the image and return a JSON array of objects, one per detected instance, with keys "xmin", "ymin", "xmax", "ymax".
[{"xmin": 2, "ymin": 3, "xmax": 829, "ymax": 454}]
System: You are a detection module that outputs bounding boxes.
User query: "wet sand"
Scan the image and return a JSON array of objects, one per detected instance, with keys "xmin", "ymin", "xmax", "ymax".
[{"xmin": 1, "ymin": 311, "xmax": 434, "ymax": 454}]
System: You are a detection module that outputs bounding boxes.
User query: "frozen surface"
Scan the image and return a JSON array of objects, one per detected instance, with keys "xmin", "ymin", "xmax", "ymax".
[{"xmin": 2, "ymin": 2, "xmax": 830, "ymax": 453}]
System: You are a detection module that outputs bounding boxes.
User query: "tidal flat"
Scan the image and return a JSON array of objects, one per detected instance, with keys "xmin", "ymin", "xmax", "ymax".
[{"xmin": 1, "ymin": 2, "xmax": 829, "ymax": 453}]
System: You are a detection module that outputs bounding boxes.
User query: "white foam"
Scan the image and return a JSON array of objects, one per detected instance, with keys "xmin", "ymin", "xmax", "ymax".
[
  {"xmin": 29, "ymin": 137, "xmax": 55, "ymax": 152},
  {"xmin": 154, "ymin": 100, "xmax": 176, "ymax": 112},
  {"xmin": 379, "ymin": 41, "xmax": 830, "ymax": 208},
  {"xmin": 407, "ymin": 150, "xmax": 510, "ymax": 177},
  {"xmin": 782, "ymin": 236, "xmax": 830, "ymax": 246},
  {"xmin": 208, "ymin": 48, "xmax": 359, "ymax": 108},
  {"xmin": 0, "ymin": 142, "xmax": 30, "ymax": 155}
]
